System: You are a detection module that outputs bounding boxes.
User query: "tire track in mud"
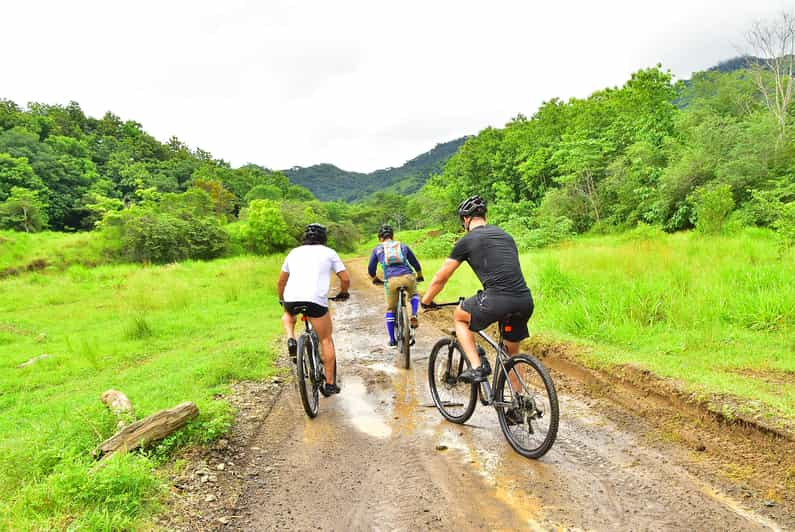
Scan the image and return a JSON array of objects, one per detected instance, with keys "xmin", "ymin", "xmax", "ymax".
[{"xmin": 225, "ymin": 261, "xmax": 790, "ymax": 531}]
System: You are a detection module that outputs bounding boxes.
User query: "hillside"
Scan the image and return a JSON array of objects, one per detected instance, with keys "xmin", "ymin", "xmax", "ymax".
[{"xmin": 283, "ymin": 136, "xmax": 467, "ymax": 202}]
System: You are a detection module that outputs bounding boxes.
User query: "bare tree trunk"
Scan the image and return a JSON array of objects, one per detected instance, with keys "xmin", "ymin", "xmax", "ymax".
[
  {"xmin": 746, "ymin": 12, "xmax": 795, "ymax": 145},
  {"xmin": 578, "ymin": 169, "xmax": 601, "ymax": 223}
]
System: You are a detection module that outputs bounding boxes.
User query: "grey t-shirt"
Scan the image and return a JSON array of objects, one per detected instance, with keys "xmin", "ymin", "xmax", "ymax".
[{"xmin": 449, "ymin": 225, "xmax": 530, "ymax": 296}]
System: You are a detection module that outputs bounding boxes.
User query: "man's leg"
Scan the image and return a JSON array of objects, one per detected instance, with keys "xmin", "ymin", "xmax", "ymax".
[
  {"xmin": 309, "ymin": 313, "xmax": 336, "ymax": 384},
  {"xmin": 281, "ymin": 311, "xmax": 297, "ymax": 339},
  {"xmin": 453, "ymin": 306, "xmax": 481, "ymax": 368},
  {"xmin": 281, "ymin": 310, "xmax": 298, "ymax": 361},
  {"xmin": 503, "ymin": 339, "xmax": 522, "ymax": 390},
  {"xmin": 384, "ymin": 282, "xmax": 398, "ymax": 345},
  {"xmin": 408, "ymin": 275, "xmax": 420, "ymax": 328}
]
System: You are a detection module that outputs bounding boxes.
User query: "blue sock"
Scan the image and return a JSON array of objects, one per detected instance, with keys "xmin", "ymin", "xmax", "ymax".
[
  {"xmin": 385, "ymin": 311, "xmax": 396, "ymax": 343},
  {"xmin": 411, "ymin": 295, "xmax": 419, "ymax": 316}
]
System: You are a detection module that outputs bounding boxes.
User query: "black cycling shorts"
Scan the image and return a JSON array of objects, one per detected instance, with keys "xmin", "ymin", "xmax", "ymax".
[
  {"xmin": 283, "ymin": 301, "xmax": 328, "ymax": 318},
  {"xmin": 461, "ymin": 291, "xmax": 534, "ymax": 342}
]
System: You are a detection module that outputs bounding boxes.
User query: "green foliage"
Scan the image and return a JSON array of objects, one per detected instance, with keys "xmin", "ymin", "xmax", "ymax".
[
  {"xmin": 245, "ymin": 199, "xmax": 293, "ymax": 254},
  {"xmin": 0, "ymin": 187, "xmax": 48, "ymax": 232},
  {"xmin": 105, "ymin": 188, "xmax": 228, "ymax": 263},
  {"xmin": 427, "ymin": 62, "xmax": 795, "ymax": 243},
  {"xmin": 691, "ymin": 183, "xmax": 735, "ymax": 234}
]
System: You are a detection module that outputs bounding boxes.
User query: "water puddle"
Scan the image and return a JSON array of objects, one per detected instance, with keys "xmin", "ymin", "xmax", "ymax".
[{"xmin": 338, "ymin": 376, "xmax": 392, "ymax": 439}]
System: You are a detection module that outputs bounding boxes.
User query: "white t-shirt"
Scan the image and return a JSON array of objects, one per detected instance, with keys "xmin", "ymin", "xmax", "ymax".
[{"xmin": 282, "ymin": 244, "xmax": 346, "ymax": 307}]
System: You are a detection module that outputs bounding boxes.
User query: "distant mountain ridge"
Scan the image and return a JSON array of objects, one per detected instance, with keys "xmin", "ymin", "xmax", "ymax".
[{"xmin": 284, "ymin": 136, "xmax": 467, "ymax": 202}]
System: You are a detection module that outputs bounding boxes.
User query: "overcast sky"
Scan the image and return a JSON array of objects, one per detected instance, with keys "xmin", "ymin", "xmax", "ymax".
[{"xmin": 1, "ymin": 1, "xmax": 790, "ymax": 172}]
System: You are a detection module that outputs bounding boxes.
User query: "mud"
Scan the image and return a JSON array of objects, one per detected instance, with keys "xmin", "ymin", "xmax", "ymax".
[{"xmin": 170, "ymin": 261, "xmax": 793, "ymax": 531}]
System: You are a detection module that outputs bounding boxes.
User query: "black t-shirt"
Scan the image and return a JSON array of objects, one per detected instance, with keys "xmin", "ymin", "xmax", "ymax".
[{"xmin": 449, "ymin": 224, "xmax": 530, "ymax": 296}]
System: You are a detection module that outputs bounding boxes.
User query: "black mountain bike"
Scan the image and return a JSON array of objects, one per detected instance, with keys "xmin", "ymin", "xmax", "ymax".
[
  {"xmin": 373, "ymin": 278, "xmax": 416, "ymax": 370},
  {"xmin": 294, "ymin": 294, "xmax": 348, "ymax": 418},
  {"xmin": 425, "ymin": 299, "xmax": 559, "ymax": 459}
]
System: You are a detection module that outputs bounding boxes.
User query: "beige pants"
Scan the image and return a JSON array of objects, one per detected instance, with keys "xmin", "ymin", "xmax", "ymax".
[{"xmin": 384, "ymin": 273, "xmax": 417, "ymax": 312}]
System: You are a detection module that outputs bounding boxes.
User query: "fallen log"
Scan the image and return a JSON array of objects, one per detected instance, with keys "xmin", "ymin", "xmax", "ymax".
[
  {"xmin": 101, "ymin": 389, "xmax": 135, "ymax": 428},
  {"xmin": 94, "ymin": 401, "xmax": 199, "ymax": 460}
]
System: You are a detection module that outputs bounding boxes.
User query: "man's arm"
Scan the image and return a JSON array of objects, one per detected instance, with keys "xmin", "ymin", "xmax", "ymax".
[
  {"xmin": 337, "ymin": 270, "xmax": 351, "ymax": 294},
  {"xmin": 367, "ymin": 248, "xmax": 379, "ymax": 279},
  {"xmin": 277, "ymin": 271, "xmax": 289, "ymax": 301},
  {"xmin": 421, "ymin": 259, "xmax": 461, "ymax": 305},
  {"xmin": 404, "ymin": 245, "xmax": 422, "ymax": 277}
]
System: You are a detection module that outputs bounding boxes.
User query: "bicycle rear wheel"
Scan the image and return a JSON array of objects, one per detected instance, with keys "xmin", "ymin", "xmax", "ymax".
[
  {"xmin": 397, "ymin": 298, "xmax": 411, "ymax": 369},
  {"xmin": 428, "ymin": 337, "xmax": 477, "ymax": 423},
  {"xmin": 296, "ymin": 334, "xmax": 319, "ymax": 418},
  {"xmin": 495, "ymin": 354, "xmax": 558, "ymax": 459}
]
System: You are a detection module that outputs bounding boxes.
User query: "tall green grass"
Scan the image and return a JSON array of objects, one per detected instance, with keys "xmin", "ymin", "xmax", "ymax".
[
  {"xmin": 0, "ymin": 257, "xmax": 284, "ymax": 529},
  {"xmin": 0, "ymin": 230, "xmax": 108, "ymax": 273},
  {"xmin": 424, "ymin": 228, "xmax": 795, "ymax": 424}
]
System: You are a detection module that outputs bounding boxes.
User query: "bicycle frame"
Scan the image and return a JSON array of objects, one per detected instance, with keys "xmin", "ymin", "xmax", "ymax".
[{"xmin": 474, "ymin": 329, "xmax": 524, "ymax": 409}]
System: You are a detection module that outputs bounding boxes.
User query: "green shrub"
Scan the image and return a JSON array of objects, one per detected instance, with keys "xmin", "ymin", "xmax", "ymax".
[
  {"xmin": 773, "ymin": 202, "xmax": 795, "ymax": 246},
  {"xmin": 119, "ymin": 211, "xmax": 227, "ymax": 263},
  {"xmin": 691, "ymin": 183, "xmax": 734, "ymax": 234},
  {"xmin": 246, "ymin": 199, "xmax": 293, "ymax": 254},
  {"xmin": 0, "ymin": 187, "xmax": 48, "ymax": 232},
  {"xmin": 412, "ymin": 232, "xmax": 459, "ymax": 258}
]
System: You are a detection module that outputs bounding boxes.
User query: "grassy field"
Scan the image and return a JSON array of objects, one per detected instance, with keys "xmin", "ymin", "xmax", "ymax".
[
  {"xmin": 424, "ymin": 227, "xmax": 795, "ymax": 428},
  {"xmin": 0, "ymin": 256, "xmax": 284, "ymax": 529},
  {"xmin": 0, "ymin": 230, "xmax": 109, "ymax": 274}
]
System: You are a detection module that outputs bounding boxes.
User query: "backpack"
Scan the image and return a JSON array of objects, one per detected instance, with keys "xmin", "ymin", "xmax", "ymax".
[{"xmin": 382, "ymin": 240, "xmax": 406, "ymax": 266}]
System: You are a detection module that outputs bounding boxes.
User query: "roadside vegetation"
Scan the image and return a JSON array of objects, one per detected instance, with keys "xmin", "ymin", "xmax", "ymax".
[{"xmin": 0, "ymin": 257, "xmax": 283, "ymax": 529}]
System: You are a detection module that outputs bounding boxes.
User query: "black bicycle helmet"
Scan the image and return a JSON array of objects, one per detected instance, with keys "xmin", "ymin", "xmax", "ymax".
[
  {"xmin": 303, "ymin": 223, "xmax": 327, "ymax": 245},
  {"xmin": 457, "ymin": 195, "xmax": 487, "ymax": 219},
  {"xmin": 377, "ymin": 224, "xmax": 394, "ymax": 239}
]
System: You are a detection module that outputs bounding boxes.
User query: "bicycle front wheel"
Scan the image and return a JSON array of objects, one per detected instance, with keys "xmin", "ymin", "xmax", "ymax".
[
  {"xmin": 296, "ymin": 334, "xmax": 319, "ymax": 418},
  {"xmin": 428, "ymin": 338, "xmax": 477, "ymax": 424},
  {"xmin": 495, "ymin": 354, "xmax": 559, "ymax": 459},
  {"xmin": 397, "ymin": 301, "xmax": 411, "ymax": 369}
]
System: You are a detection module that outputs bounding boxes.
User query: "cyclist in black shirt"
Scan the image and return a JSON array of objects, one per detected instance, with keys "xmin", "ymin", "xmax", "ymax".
[{"xmin": 421, "ymin": 195, "xmax": 534, "ymax": 384}]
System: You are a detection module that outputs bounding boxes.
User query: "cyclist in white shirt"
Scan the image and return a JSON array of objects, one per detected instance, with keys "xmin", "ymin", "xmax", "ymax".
[{"xmin": 277, "ymin": 224, "xmax": 350, "ymax": 395}]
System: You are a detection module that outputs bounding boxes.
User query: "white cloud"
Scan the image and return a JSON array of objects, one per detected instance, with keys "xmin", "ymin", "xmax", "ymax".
[{"xmin": 1, "ymin": 0, "xmax": 790, "ymax": 171}]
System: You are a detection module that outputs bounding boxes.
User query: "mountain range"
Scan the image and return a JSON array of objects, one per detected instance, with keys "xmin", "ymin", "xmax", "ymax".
[{"xmin": 283, "ymin": 136, "xmax": 467, "ymax": 202}]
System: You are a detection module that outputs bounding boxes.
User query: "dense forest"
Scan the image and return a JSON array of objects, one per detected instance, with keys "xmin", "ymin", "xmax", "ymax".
[
  {"xmin": 2, "ymin": 49, "xmax": 794, "ymax": 263},
  {"xmin": 403, "ymin": 57, "xmax": 795, "ymax": 248},
  {"xmin": 284, "ymin": 136, "xmax": 467, "ymax": 201}
]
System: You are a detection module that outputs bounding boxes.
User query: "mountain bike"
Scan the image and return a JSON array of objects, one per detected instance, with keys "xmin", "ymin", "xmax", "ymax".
[
  {"xmin": 373, "ymin": 278, "xmax": 417, "ymax": 370},
  {"xmin": 424, "ymin": 299, "xmax": 559, "ymax": 459},
  {"xmin": 294, "ymin": 294, "xmax": 349, "ymax": 418}
]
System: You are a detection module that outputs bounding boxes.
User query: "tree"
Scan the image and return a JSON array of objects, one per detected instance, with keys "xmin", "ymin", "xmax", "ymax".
[
  {"xmin": 745, "ymin": 12, "xmax": 795, "ymax": 143},
  {"xmin": 0, "ymin": 153, "xmax": 45, "ymax": 201},
  {"xmin": 246, "ymin": 200, "xmax": 293, "ymax": 254},
  {"xmin": 0, "ymin": 187, "xmax": 49, "ymax": 232},
  {"xmin": 191, "ymin": 178, "xmax": 236, "ymax": 220}
]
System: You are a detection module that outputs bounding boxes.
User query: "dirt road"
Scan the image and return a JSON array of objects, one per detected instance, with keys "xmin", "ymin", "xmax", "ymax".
[{"xmin": 221, "ymin": 264, "xmax": 790, "ymax": 531}]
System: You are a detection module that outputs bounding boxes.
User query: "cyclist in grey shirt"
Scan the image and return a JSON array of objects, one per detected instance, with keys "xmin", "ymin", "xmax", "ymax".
[{"xmin": 421, "ymin": 195, "xmax": 534, "ymax": 384}]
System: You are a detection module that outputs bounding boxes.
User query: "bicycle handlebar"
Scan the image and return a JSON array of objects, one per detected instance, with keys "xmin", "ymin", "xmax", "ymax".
[{"xmin": 421, "ymin": 297, "xmax": 465, "ymax": 310}]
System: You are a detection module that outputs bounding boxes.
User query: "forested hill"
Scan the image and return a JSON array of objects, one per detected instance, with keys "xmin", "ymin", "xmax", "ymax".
[{"xmin": 283, "ymin": 136, "xmax": 467, "ymax": 202}]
